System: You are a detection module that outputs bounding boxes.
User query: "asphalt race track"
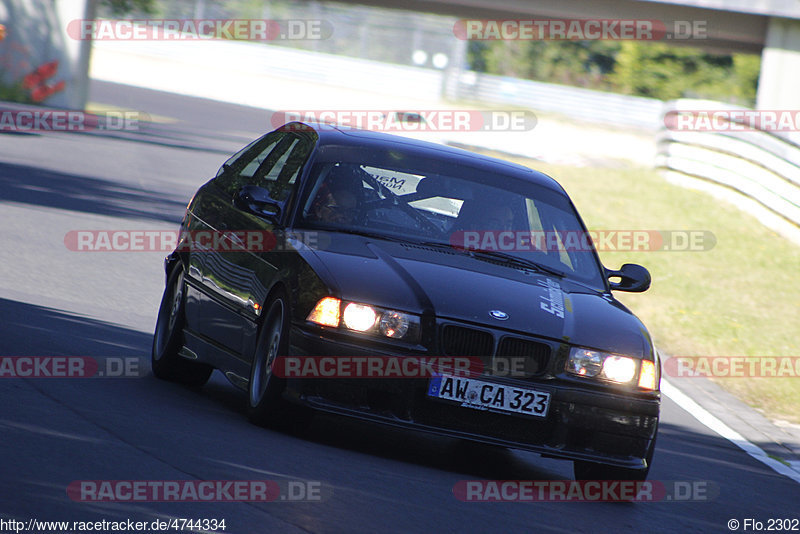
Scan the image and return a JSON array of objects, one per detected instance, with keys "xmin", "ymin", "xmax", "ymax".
[{"xmin": 0, "ymin": 81, "xmax": 797, "ymax": 533}]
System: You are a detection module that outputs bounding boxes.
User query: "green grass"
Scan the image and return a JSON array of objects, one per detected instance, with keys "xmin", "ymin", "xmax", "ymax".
[
  {"xmin": 0, "ymin": 79, "xmax": 31, "ymax": 103},
  {"xmin": 480, "ymin": 151, "xmax": 800, "ymax": 423}
]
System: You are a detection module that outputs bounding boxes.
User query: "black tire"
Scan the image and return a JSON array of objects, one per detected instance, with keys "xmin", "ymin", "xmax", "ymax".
[
  {"xmin": 573, "ymin": 427, "xmax": 657, "ymax": 482},
  {"xmin": 247, "ymin": 291, "xmax": 313, "ymax": 432},
  {"xmin": 151, "ymin": 265, "xmax": 213, "ymax": 387},
  {"xmin": 248, "ymin": 292, "xmax": 291, "ymax": 426},
  {"xmin": 573, "ymin": 460, "xmax": 649, "ymax": 482}
]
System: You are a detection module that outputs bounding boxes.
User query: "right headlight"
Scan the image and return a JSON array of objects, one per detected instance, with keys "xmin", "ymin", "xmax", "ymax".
[{"xmin": 567, "ymin": 347, "xmax": 657, "ymax": 390}]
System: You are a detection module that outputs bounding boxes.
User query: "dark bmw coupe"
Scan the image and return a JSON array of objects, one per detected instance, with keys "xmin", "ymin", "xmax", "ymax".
[{"xmin": 152, "ymin": 122, "xmax": 660, "ymax": 481}]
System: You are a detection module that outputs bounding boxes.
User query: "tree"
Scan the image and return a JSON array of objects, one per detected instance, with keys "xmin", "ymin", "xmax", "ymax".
[
  {"xmin": 608, "ymin": 41, "xmax": 758, "ymax": 104},
  {"xmin": 100, "ymin": 0, "xmax": 157, "ymax": 15},
  {"xmin": 466, "ymin": 38, "xmax": 759, "ymax": 106}
]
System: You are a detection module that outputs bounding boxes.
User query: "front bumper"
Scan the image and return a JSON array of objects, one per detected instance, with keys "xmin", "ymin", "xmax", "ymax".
[{"xmin": 286, "ymin": 325, "xmax": 659, "ymax": 469}]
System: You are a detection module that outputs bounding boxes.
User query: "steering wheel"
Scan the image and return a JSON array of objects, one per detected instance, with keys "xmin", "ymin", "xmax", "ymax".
[{"xmin": 360, "ymin": 197, "xmax": 442, "ymax": 235}]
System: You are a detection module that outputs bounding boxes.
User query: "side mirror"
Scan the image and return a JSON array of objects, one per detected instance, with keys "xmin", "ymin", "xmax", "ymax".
[
  {"xmin": 234, "ymin": 185, "xmax": 281, "ymax": 223},
  {"xmin": 606, "ymin": 263, "xmax": 651, "ymax": 293}
]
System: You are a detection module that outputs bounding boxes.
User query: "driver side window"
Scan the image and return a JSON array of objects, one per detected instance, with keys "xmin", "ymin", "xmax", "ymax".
[{"xmin": 215, "ymin": 132, "xmax": 317, "ymax": 213}]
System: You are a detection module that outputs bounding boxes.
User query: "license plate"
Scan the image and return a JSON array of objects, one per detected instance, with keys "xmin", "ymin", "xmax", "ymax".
[{"xmin": 427, "ymin": 374, "xmax": 550, "ymax": 418}]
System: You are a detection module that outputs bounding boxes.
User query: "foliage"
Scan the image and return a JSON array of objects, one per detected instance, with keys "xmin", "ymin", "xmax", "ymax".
[
  {"xmin": 485, "ymin": 40, "xmax": 620, "ymax": 88},
  {"xmin": 0, "ymin": 69, "xmax": 32, "ymax": 104},
  {"xmin": 468, "ymin": 39, "xmax": 760, "ymax": 105},
  {"xmin": 99, "ymin": 0, "xmax": 158, "ymax": 16}
]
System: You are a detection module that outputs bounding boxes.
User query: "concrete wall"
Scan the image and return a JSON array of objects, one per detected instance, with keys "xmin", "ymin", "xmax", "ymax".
[
  {"xmin": 0, "ymin": 0, "xmax": 87, "ymax": 109},
  {"xmin": 757, "ymin": 17, "xmax": 800, "ymax": 110}
]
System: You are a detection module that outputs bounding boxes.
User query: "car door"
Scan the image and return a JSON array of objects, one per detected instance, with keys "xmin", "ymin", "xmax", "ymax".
[
  {"xmin": 186, "ymin": 131, "xmax": 315, "ymax": 360},
  {"xmin": 184, "ymin": 133, "xmax": 275, "ymax": 303}
]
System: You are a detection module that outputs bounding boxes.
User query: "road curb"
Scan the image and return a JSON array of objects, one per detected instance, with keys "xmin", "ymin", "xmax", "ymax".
[{"xmin": 661, "ymin": 361, "xmax": 800, "ymax": 480}]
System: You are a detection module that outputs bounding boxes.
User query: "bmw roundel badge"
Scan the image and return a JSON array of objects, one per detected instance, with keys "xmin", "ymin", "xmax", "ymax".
[{"xmin": 489, "ymin": 310, "xmax": 509, "ymax": 320}]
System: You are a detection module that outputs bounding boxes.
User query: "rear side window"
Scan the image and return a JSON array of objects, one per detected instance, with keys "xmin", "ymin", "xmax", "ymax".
[
  {"xmin": 214, "ymin": 132, "xmax": 315, "ymax": 202},
  {"xmin": 214, "ymin": 133, "xmax": 281, "ymax": 192},
  {"xmin": 239, "ymin": 141, "xmax": 280, "ymax": 179}
]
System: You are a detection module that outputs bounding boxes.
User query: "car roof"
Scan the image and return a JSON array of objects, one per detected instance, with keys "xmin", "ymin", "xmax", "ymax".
[{"xmin": 283, "ymin": 121, "xmax": 567, "ymax": 194}]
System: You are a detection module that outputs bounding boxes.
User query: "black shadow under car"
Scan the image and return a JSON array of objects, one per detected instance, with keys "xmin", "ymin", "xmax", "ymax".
[{"xmin": 151, "ymin": 122, "xmax": 660, "ymax": 481}]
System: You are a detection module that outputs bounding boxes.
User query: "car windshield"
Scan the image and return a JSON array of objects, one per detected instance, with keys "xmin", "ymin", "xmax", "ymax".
[{"xmin": 298, "ymin": 144, "xmax": 605, "ymax": 288}]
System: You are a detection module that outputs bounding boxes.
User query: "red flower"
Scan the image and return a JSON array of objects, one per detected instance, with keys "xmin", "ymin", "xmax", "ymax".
[{"xmin": 22, "ymin": 60, "xmax": 60, "ymax": 90}]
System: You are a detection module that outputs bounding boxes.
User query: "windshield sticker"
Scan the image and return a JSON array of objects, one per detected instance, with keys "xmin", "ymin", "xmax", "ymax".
[
  {"xmin": 362, "ymin": 166, "xmax": 423, "ymax": 195},
  {"xmin": 538, "ymin": 278, "xmax": 565, "ymax": 318},
  {"xmin": 374, "ymin": 174, "xmax": 407, "ymax": 190}
]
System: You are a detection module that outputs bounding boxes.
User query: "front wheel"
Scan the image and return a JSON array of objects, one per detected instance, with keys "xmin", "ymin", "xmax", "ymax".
[
  {"xmin": 248, "ymin": 293, "xmax": 290, "ymax": 426},
  {"xmin": 573, "ymin": 460, "xmax": 650, "ymax": 482},
  {"xmin": 573, "ymin": 427, "xmax": 657, "ymax": 482},
  {"xmin": 151, "ymin": 265, "xmax": 212, "ymax": 387},
  {"xmin": 247, "ymin": 291, "xmax": 313, "ymax": 432}
]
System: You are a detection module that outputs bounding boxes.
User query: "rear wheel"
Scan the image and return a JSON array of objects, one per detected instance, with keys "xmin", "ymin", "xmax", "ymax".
[{"xmin": 151, "ymin": 266, "xmax": 212, "ymax": 387}]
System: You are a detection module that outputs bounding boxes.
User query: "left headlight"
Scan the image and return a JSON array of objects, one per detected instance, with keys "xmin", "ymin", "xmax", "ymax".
[
  {"xmin": 567, "ymin": 347, "xmax": 657, "ymax": 390},
  {"xmin": 307, "ymin": 298, "xmax": 421, "ymax": 343}
]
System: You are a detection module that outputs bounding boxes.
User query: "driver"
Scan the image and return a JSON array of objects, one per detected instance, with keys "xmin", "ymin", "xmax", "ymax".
[
  {"xmin": 309, "ymin": 164, "xmax": 362, "ymax": 225},
  {"xmin": 453, "ymin": 200, "xmax": 515, "ymax": 232},
  {"xmin": 482, "ymin": 204, "xmax": 515, "ymax": 231}
]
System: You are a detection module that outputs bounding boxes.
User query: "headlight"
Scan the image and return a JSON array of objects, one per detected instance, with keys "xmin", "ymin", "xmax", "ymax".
[
  {"xmin": 307, "ymin": 298, "xmax": 420, "ymax": 343},
  {"xmin": 379, "ymin": 311, "xmax": 410, "ymax": 338},
  {"xmin": 566, "ymin": 348, "xmax": 604, "ymax": 377},
  {"xmin": 601, "ymin": 355, "xmax": 637, "ymax": 383},
  {"xmin": 343, "ymin": 303, "xmax": 378, "ymax": 331},
  {"xmin": 567, "ymin": 347, "xmax": 657, "ymax": 390}
]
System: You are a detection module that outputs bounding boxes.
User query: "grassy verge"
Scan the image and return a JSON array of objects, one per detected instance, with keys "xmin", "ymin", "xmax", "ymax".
[{"xmin": 481, "ymin": 151, "xmax": 800, "ymax": 424}]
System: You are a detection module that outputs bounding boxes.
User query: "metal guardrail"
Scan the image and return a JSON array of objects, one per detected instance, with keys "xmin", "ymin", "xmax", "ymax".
[
  {"xmin": 447, "ymin": 70, "xmax": 664, "ymax": 130},
  {"xmin": 93, "ymin": 39, "xmax": 443, "ymax": 102},
  {"xmin": 656, "ymin": 99, "xmax": 800, "ymax": 233},
  {"xmin": 95, "ymin": 39, "xmax": 664, "ymax": 130}
]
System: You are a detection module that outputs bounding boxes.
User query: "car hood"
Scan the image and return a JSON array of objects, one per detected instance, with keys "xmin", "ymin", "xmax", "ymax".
[{"xmin": 305, "ymin": 232, "xmax": 651, "ymax": 358}]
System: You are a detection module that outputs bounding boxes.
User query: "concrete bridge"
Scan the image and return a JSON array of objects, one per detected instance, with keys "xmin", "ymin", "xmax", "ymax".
[
  {"xmin": 335, "ymin": 0, "xmax": 800, "ymax": 110},
  {"xmin": 1, "ymin": 0, "xmax": 798, "ymax": 110}
]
